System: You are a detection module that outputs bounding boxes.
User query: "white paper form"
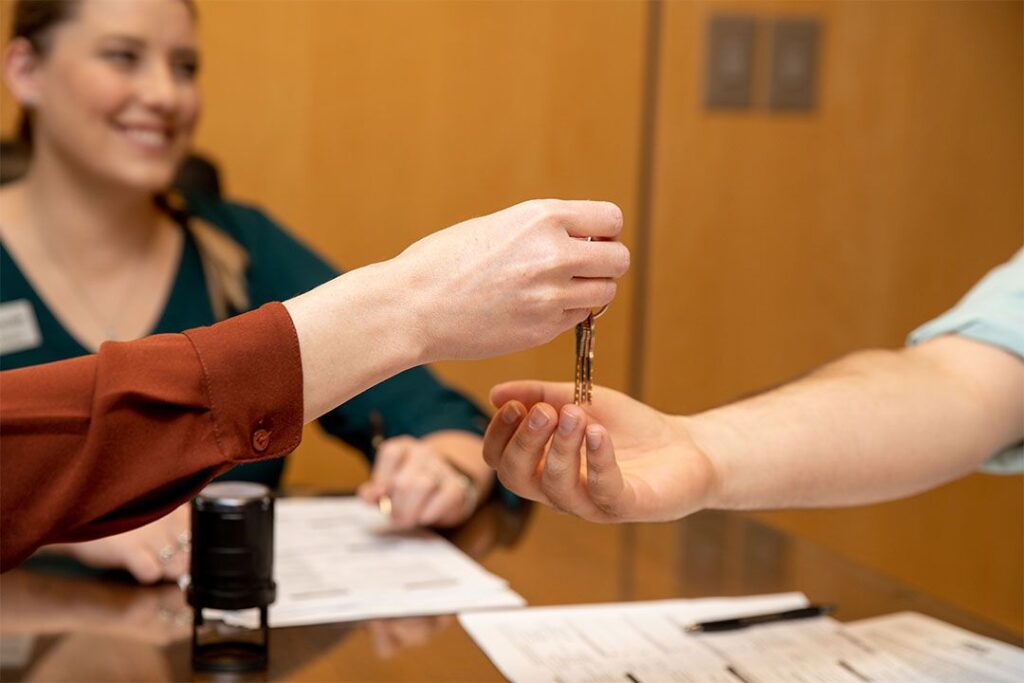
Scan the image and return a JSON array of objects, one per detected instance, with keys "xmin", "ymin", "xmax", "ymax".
[
  {"xmin": 843, "ymin": 612, "xmax": 1024, "ymax": 682},
  {"xmin": 459, "ymin": 593, "xmax": 813, "ymax": 682},
  {"xmin": 460, "ymin": 598, "xmax": 1024, "ymax": 683},
  {"xmin": 222, "ymin": 497, "xmax": 524, "ymax": 628},
  {"xmin": 697, "ymin": 618, "xmax": 923, "ymax": 682}
]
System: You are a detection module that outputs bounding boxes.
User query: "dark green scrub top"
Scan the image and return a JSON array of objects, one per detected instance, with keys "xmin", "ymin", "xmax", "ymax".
[{"xmin": 0, "ymin": 196, "xmax": 490, "ymax": 489}]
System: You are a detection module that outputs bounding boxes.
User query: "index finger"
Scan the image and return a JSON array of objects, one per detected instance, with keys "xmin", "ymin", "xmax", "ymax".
[
  {"xmin": 490, "ymin": 381, "xmax": 576, "ymax": 412},
  {"xmin": 483, "ymin": 401, "xmax": 526, "ymax": 469}
]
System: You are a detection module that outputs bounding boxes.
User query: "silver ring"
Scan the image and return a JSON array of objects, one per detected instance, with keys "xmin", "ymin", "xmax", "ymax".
[
  {"xmin": 158, "ymin": 545, "xmax": 175, "ymax": 564},
  {"xmin": 176, "ymin": 530, "xmax": 191, "ymax": 551}
]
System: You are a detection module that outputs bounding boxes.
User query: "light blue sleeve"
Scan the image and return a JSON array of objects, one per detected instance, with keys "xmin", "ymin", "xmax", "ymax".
[{"xmin": 907, "ymin": 249, "xmax": 1024, "ymax": 474}]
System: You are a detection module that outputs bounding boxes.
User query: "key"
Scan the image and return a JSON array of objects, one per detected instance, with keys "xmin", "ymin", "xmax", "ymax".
[
  {"xmin": 574, "ymin": 315, "xmax": 591, "ymax": 405},
  {"xmin": 574, "ymin": 312, "xmax": 597, "ymax": 405},
  {"xmin": 584, "ymin": 316, "xmax": 594, "ymax": 403},
  {"xmin": 573, "ymin": 236, "xmax": 609, "ymax": 405}
]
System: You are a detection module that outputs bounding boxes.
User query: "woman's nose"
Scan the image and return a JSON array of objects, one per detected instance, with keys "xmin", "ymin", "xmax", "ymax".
[{"xmin": 136, "ymin": 62, "xmax": 180, "ymax": 112}]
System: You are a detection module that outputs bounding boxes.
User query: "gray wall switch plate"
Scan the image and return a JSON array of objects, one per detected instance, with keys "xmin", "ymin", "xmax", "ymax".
[
  {"xmin": 769, "ymin": 18, "xmax": 820, "ymax": 111},
  {"xmin": 705, "ymin": 15, "xmax": 757, "ymax": 110}
]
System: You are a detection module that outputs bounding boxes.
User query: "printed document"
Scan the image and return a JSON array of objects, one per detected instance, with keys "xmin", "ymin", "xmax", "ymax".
[
  {"xmin": 222, "ymin": 497, "xmax": 524, "ymax": 628},
  {"xmin": 459, "ymin": 595, "xmax": 1024, "ymax": 682}
]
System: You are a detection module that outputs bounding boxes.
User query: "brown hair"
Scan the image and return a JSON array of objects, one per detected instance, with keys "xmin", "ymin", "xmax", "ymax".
[
  {"xmin": 11, "ymin": 0, "xmax": 78, "ymax": 145},
  {"xmin": 11, "ymin": 0, "xmax": 78, "ymax": 51},
  {"xmin": 10, "ymin": 0, "xmax": 196, "ymax": 147},
  {"xmin": 10, "ymin": 0, "xmax": 197, "ymax": 52}
]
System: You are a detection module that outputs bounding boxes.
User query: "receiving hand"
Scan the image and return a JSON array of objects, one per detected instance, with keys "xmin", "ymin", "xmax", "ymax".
[
  {"xmin": 484, "ymin": 382, "xmax": 718, "ymax": 523},
  {"xmin": 358, "ymin": 437, "xmax": 478, "ymax": 528},
  {"xmin": 393, "ymin": 199, "xmax": 629, "ymax": 362},
  {"xmin": 45, "ymin": 504, "xmax": 190, "ymax": 583}
]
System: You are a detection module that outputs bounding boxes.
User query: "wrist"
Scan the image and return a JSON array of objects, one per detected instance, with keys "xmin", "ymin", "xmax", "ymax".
[
  {"xmin": 678, "ymin": 412, "xmax": 732, "ymax": 511},
  {"xmin": 382, "ymin": 251, "xmax": 443, "ymax": 365},
  {"xmin": 368, "ymin": 258, "xmax": 433, "ymax": 366},
  {"xmin": 284, "ymin": 260, "xmax": 429, "ymax": 422}
]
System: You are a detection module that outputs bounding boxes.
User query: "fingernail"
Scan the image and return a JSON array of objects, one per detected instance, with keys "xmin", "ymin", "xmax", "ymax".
[
  {"xmin": 502, "ymin": 403, "xmax": 522, "ymax": 425},
  {"xmin": 558, "ymin": 408, "xmax": 579, "ymax": 433},
  {"xmin": 528, "ymin": 407, "xmax": 550, "ymax": 430},
  {"xmin": 586, "ymin": 426, "xmax": 602, "ymax": 450}
]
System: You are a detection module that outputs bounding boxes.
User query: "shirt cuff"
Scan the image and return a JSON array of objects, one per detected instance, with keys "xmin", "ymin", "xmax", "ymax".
[{"xmin": 184, "ymin": 302, "xmax": 304, "ymax": 462}]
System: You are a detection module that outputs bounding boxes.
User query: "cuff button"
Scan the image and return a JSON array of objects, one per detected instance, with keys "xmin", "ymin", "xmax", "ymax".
[{"xmin": 252, "ymin": 429, "xmax": 271, "ymax": 453}]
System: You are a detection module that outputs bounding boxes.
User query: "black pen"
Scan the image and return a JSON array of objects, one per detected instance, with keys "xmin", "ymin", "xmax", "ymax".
[
  {"xmin": 369, "ymin": 411, "xmax": 392, "ymax": 517},
  {"xmin": 684, "ymin": 604, "xmax": 835, "ymax": 633}
]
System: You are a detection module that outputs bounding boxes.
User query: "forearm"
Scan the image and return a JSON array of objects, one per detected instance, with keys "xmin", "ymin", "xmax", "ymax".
[
  {"xmin": 1, "ymin": 199, "xmax": 628, "ymax": 568},
  {"xmin": 2, "ymin": 262, "xmax": 433, "ymax": 569},
  {"xmin": 0, "ymin": 304, "xmax": 304, "ymax": 569},
  {"xmin": 285, "ymin": 259, "xmax": 425, "ymax": 424},
  {"xmin": 689, "ymin": 336, "xmax": 1024, "ymax": 510}
]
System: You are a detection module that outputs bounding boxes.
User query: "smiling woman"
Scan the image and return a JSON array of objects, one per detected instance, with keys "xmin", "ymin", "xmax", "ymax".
[
  {"xmin": 7, "ymin": 0, "xmax": 200, "ymax": 191},
  {"xmin": 0, "ymin": 0, "xmax": 617, "ymax": 583}
]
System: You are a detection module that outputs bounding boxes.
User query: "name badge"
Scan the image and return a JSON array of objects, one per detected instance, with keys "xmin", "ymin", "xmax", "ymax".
[{"xmin": 0, "ymin": 299, "xmax": 43, "ymax": 355}]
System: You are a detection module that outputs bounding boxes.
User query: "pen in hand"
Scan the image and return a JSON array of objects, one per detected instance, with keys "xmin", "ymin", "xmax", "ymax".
[
  {"xmin": 369, "ymin": 411, "xmax": 392, "ymax": 518},
  {"xmin": 685, "ymin": 604, "xmax": 835, "ymax": 633}
]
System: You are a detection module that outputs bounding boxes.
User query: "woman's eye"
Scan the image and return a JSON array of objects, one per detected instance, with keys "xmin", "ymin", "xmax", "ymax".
[
  {"xmin": 172, "ymin": 60, "xmax": 199, "ymax": 81},
  {"xmin": 102, "ymin": 49, "xmax": 139, "ymax": 68}
]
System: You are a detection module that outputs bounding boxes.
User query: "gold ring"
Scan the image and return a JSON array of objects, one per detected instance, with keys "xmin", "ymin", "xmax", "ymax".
[{"xmin": 378, "ymin": 494, "xmax": 393, "ymax": 518}]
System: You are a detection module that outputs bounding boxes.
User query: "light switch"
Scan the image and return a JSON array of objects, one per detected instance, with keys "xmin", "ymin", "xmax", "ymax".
[
  {"xmin": 769, "ymin": 19, "xmax": 820, "ymax": 111},
  {"xmin": 704, "ymin": 15, "xmax": 757, "ymax": 110}
]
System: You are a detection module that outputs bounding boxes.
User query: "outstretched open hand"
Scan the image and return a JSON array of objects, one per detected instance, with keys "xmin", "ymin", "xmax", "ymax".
[{"xmin": 483, "ymin": 382, "xmax": 718, "ymax": 523}]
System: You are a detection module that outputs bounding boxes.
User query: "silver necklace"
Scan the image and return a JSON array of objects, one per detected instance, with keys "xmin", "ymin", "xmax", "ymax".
[{"xmin": 38, "ymin": 227, "xmax": 156, "ymax": 341}]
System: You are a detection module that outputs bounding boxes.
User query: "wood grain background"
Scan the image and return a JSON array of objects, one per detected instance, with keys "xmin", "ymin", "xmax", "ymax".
[{"xmin": 2, "ymin": 0, "xmax": 1019, "ymax": 635}]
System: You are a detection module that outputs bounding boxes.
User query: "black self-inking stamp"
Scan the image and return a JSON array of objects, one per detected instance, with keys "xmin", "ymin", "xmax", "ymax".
[{"xmin": 188, "ymin": 482, "xmax": 276, "ymax": 672}]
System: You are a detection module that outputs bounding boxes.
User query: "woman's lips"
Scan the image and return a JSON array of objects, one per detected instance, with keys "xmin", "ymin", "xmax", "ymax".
[{"xmin": 115, "ymin": 123, "xmax": 174, "ymax": 151}]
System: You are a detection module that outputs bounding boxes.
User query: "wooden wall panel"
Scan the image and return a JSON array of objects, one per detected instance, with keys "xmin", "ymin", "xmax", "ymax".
[
  {"xmin": 647, "ymin": 0, "xmax": 1022, "ymax": 633},
  {"xmin": 188, "ymin": 1, "xmax": 647, "ymax": 487}
]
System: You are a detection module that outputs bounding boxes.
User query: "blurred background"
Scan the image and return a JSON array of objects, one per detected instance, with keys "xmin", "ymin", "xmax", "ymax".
[{"xmin": 1, "ymin": 0, "xmax": 1020, "ymax": 637}]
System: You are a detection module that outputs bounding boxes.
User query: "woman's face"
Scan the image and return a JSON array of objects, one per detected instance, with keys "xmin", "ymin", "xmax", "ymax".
[{"xmin": 25, "ymin": 0, "xmax": 201, "ymax": 192}]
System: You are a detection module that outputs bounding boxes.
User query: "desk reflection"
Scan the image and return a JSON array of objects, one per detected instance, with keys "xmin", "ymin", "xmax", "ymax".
[
  {"xmin": 1, "ymin": 502, "xmax": 1017, "ymax": 682},
  {"xmin": 0, "ymin": 496, "xmax": 531, "ymax": 682}
]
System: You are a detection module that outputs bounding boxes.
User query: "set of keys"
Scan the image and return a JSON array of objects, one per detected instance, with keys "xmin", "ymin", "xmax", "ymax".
[
  {"xmin": 573, "ymin": 236, "xmax": 610, "ymax": 405},
  {"xmin": 573, "ymin": 235, "xmax": 610, "ymax": 405},
  {"xmin": 574, "ymin": 306, "xmax": 608, "ymax": 405}
]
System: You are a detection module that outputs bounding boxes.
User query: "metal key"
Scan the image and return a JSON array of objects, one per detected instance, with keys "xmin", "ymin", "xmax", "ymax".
[
  {"xmin": 574, "ymin": 315, "xmax": 591, "ymax": 405},
  {"xmin": 574, "ymin": 235, "xmax": 609, "ymax": 405},
  {"xmin": 574, "ymin": 306, "xmax": 606, "ymax": 405}
]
